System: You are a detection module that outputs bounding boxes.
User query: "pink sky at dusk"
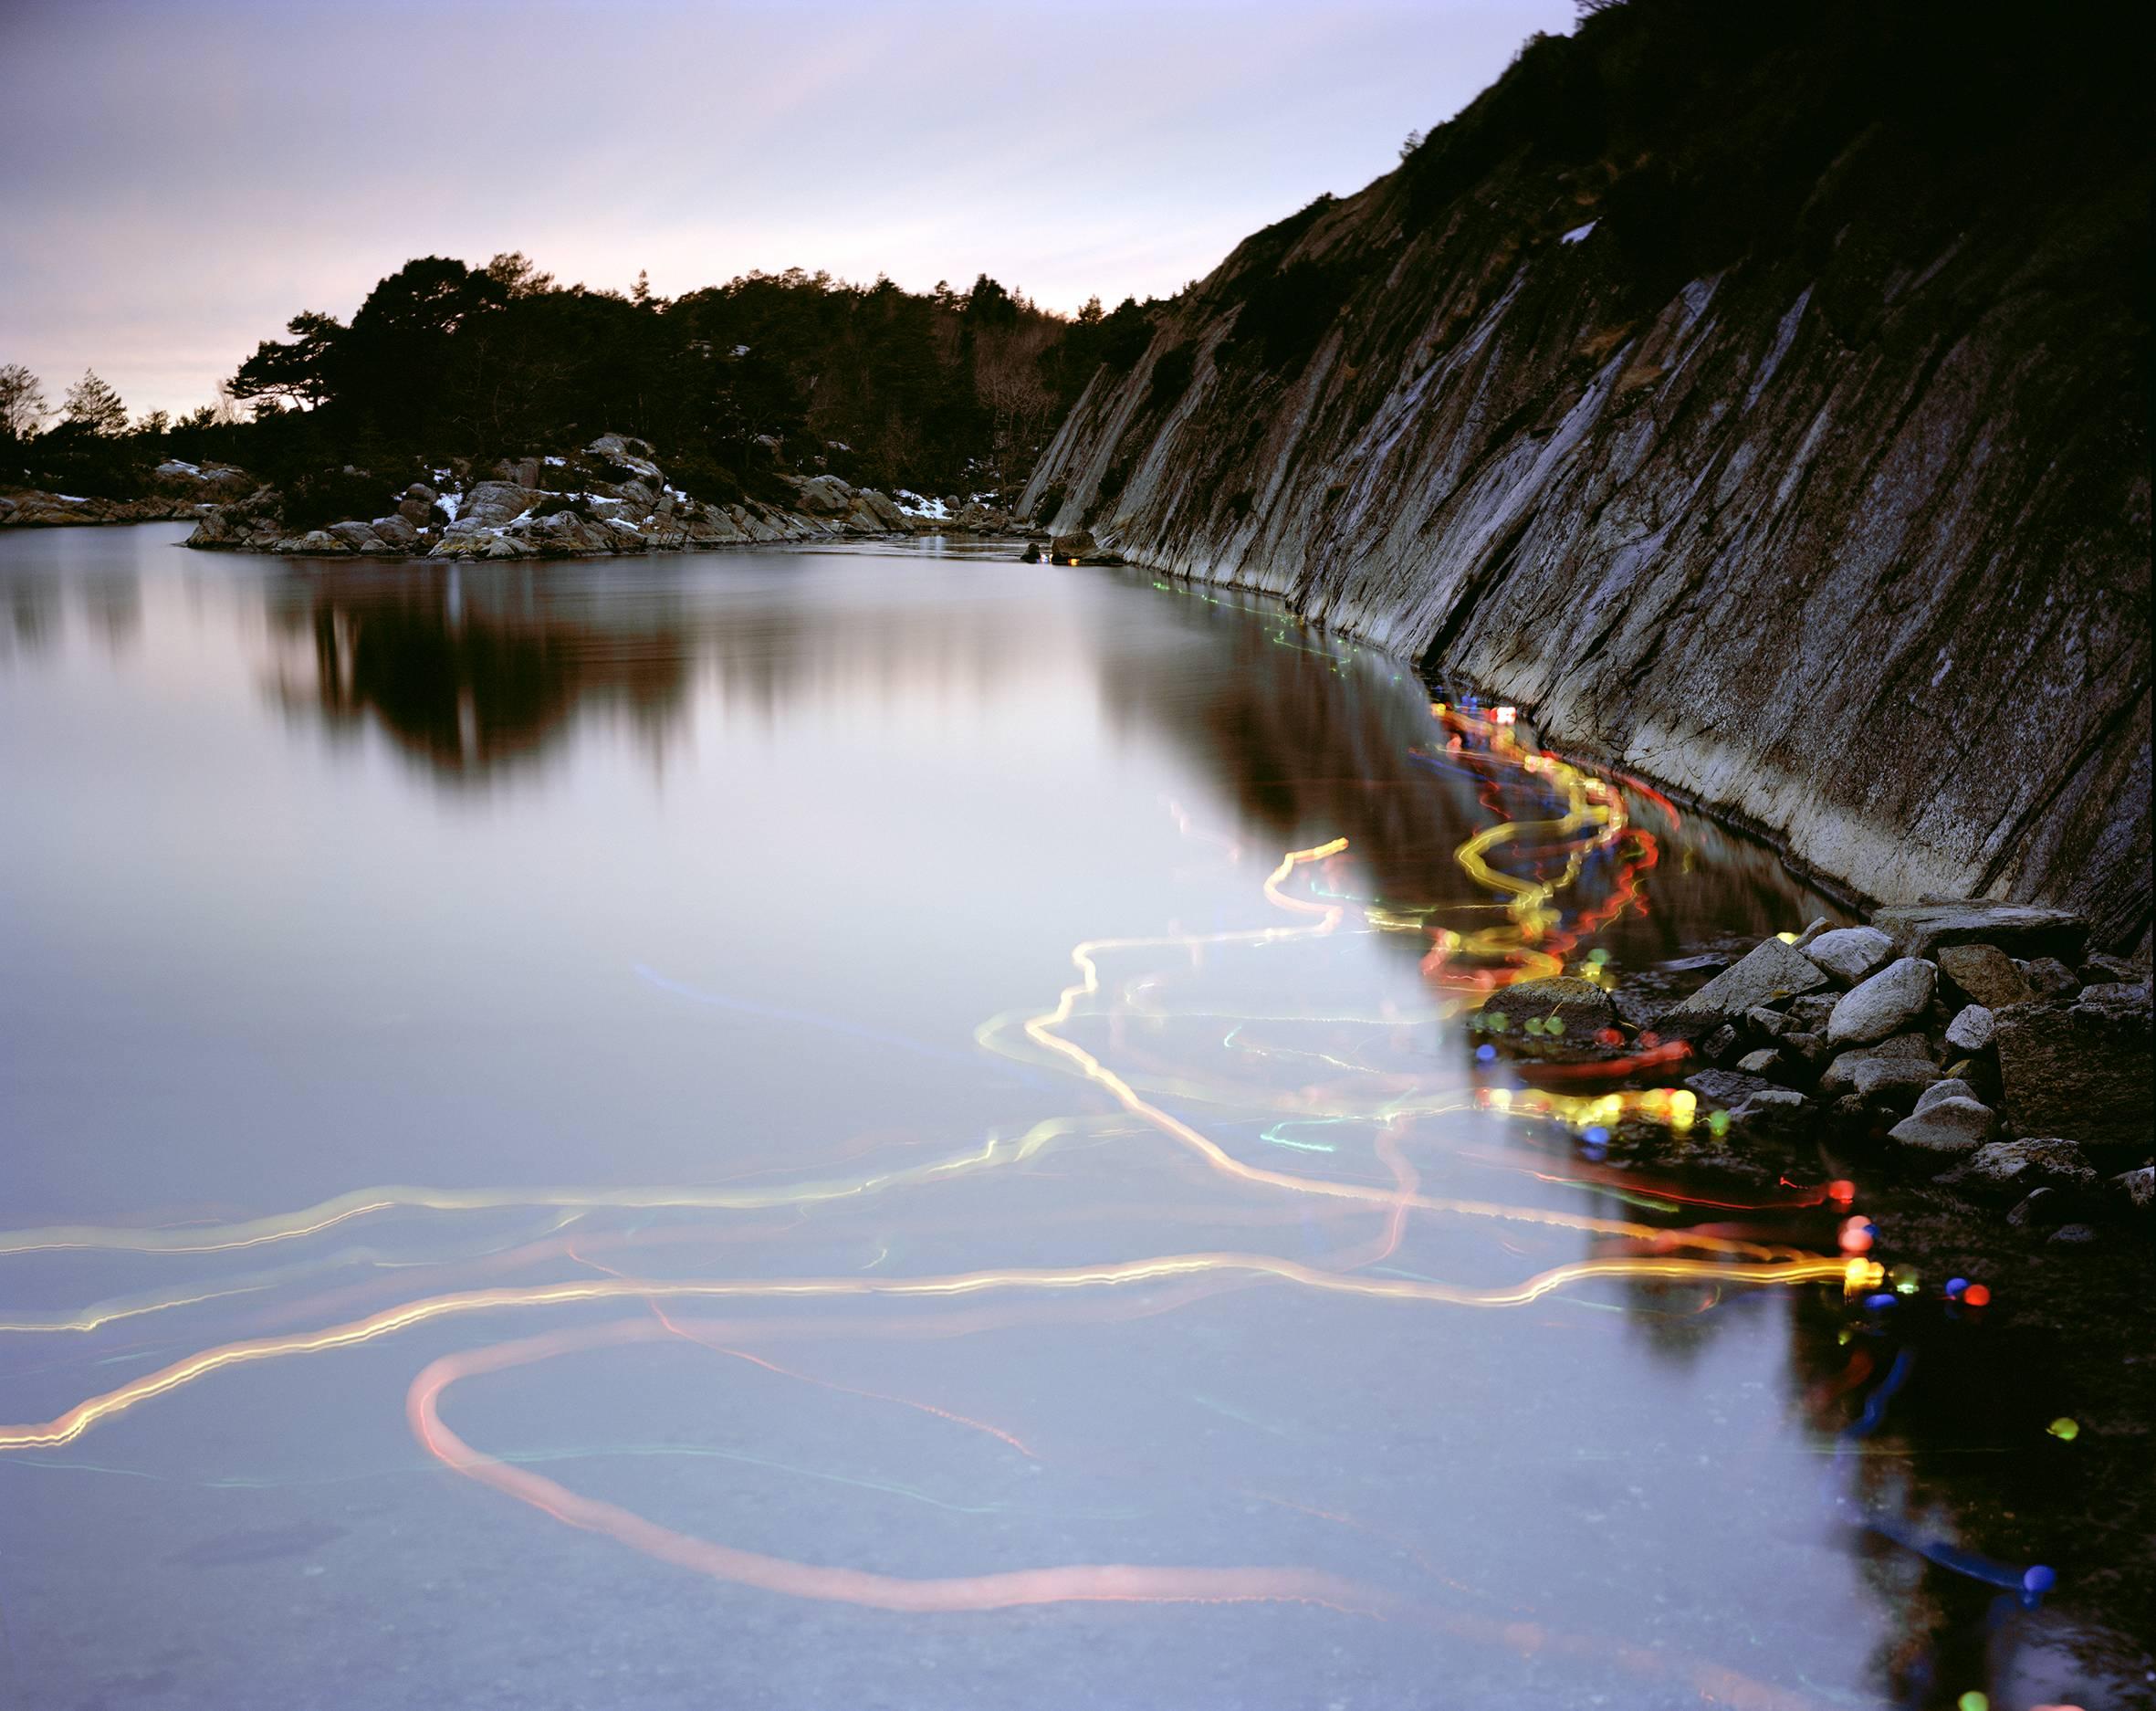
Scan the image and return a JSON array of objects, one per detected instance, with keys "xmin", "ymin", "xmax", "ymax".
[{"xmin": 0, "ymin": 0, "xmax": 1575, "ymax": 420}]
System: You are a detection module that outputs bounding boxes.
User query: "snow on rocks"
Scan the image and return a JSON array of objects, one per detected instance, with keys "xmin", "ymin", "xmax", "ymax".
[{"xmin": 181, "ymin": 435, "xmax": 969, "ymax": 562}]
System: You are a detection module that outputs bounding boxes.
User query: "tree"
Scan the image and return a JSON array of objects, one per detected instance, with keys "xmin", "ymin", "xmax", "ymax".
[
  {"xmin": 230, "ymin": 311, "xmax": 344, "ymax": 407},
  {"xmin": 0, "ymin": 364, "xmax": 47, "ymax": 442},
  {"xmin": 1400, "ymin": 128, "xmax": 1425, "ymax": 160},
  {"xmin": 63, "ymin": 370, "xmax": 129, "ymax": 436}
]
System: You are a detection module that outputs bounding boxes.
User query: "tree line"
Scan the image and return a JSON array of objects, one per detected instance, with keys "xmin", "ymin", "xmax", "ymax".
[{"xmin": 4, "ymin": 257, "xmax": 1161, "ymax": 507}]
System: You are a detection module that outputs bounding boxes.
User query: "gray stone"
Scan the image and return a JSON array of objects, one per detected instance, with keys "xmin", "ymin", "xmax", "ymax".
[
  {"xmin": 1912, "ymin": 1077, "xmax": 1978, "ymax": 1114},
  {"xmin": 1826, "ymin": 958, "xmax": 1936, "ymax": 1046},
  {"xmin": 794, "ymin": 475, "xmax": 855, "ymax": 517},
  {"xmin": 368, "ymin": 514, "xmax": 418, "ymax": 549},
  {"xmin": 1683, "ymin": 1069, "xmax": 1773, "ymax": 1107},
  {"xmin": 1943, "ymin": 1004, "xmax": 1994, "ymax": 1055},
  {"xmin": 1671, "ymin": 938, "xmax": 1830, "ymax": 1021},
  {"xmin": 458, "ymin": 481, "xmax": 535, "ymax": 527},
  {"xmin": 2019, "ymin": 956, "xmax": 2080, "ymax": 999},
  {"xmin": 1805, "ymin": 926, "xmax": 1895, "ymax": 986},
  {"xmin": 1888, "ymin": 1096, "xmax": 1995, "ymax": 1153},
  {"xmin": 1784, "ymin": 1030, "xmax": 1830, "ymax": 1067},
  {"xmin": 288, "ymin": 530, "xmax": 347, "ymax": 554},
  {"xmin": 1477, "ymin": 976, "xmax": 1617, "ymax": 1036},
  {"xmin": 1847, "ymin": 1055, "xmax": 1943, "ymax": 1110},
  {"xmin": 1934, "ymin": 1138, "xmax": 2099, "ymax": 1202},
  {"xmin": 1785, "ymin": 993, "xmax": 1837, "ymax": 1033},
  {"xmin": 1935, "ymin": 942, "xmax": 2031, "ymax": 1009},
  {"xmin": 1791, "ymin": 917, "xmax": 1835, "ymax": 948},
  {"xmin": 1728, "ymin": 1086, "xmax": 1811, "ymax": 1133},
  {"xmin": 1871, "ymin": 903, "xmax": 2089, "ymax": 964},
  {"xmin": 1735, "ymin": 1048, "xmax": 1781, "ymax": 1075},
  {"xmin": 1743, "ymin": 1004, "xmax": 1794, "ymax": 1040},
  {"xmin": 2078, "ymin": 952, "xmax": 2139, "ymax": 985},
  {"xmin": 324, "ymin": 521, "xmax": 382, "ymax": 551},
  {"xmin": 1994, "ymin": 989, "xmax": 2154, "ymax": 1164},
  {"xmin": 1701, "ymin": 1023, "xmax": 1742, "ymax": 1064},
  {"xmin": 2046, "ymin": 1223, "xmax": 2098, "ymax": 1245},
  {"xmin": 2110, "ymin": 1164, "xmax": 2153, "ymax": 1213}
]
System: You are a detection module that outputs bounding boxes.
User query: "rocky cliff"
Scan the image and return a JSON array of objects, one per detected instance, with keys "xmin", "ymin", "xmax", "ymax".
[{"xmin": 1020, "ymin": 0, "xmax": 2150, "ymax": 953}]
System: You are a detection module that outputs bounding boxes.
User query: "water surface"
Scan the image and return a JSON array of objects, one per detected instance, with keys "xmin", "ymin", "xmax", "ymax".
[{"xmin": 0, "ymin": 524, "xmax": 2073, "ymax": 1710}]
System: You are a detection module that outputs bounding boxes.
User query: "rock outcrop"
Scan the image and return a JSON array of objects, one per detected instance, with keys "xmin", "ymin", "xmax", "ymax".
[
  {"xmin": 1, "ymin": 461, "xmax": 254, "ymax": 526},
  {"xmin": 183, "ymin": 439, "xmax": 990, "ymax": 562},
  {"xmin": 1017, "ymin": 5, "xmax": 2149, "ymax": 953}
]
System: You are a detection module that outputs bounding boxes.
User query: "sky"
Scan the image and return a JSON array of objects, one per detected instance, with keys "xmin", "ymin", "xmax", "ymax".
[{"xmin": 0, "ymin": 0, "xmax": 1575, "ymax": 421}]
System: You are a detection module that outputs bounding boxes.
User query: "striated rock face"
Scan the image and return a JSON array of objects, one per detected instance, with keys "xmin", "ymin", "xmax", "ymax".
[{"xmin": 1018, "ymin": 5, "xmax": 2149, "ymax": 952}]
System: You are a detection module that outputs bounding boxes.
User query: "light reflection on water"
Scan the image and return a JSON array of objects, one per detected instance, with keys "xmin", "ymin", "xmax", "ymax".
[{"xmin": 0, "ymin": 524, "xmax": 2027, "ymax": 1709}]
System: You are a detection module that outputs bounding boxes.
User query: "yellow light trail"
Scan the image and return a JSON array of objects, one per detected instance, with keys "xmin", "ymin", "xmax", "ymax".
[{"xmin": 0, "ymin": 1248, "xmax": 1850, "ymax": 1452}]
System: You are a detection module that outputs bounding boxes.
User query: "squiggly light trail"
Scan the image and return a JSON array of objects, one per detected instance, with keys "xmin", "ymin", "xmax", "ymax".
[{"xmin": 0, "ymin": 707, "xmax": 1852, "ymax": 1707}]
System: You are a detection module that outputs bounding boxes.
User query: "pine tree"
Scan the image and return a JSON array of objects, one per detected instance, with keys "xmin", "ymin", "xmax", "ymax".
[
  {"xmin": 0, "ymin": 364, "xmax": 47, "ymax": 442},
  {"xmin": 63, "ymin": 370, "xmax": 129, "ymax": 436}
]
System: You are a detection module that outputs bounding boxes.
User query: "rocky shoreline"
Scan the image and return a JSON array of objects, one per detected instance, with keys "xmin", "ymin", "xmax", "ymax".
[
  {"xmin": 0, "ymin": 459, "xmax": 254, "ymax": 527},
  {"xmin": 179, "ymin": 436, "xmax": 1018, "ymax": 561},
  {"xmin": 1482, "ymin": 900, "xmax": 2151, "ymax": 1238}
]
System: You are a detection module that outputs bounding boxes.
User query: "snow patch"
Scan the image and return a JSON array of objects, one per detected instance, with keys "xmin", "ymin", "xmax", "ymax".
[
  {"xmin": 895, "ymin": 489, "xmax": 949, "ymax": 520},
  {"xmin": 437, "ymin": 490, "xmax": 464, "ymax": 521}
]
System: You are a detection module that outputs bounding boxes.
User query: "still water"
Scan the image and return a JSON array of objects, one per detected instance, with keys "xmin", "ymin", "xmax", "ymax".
[{"xmin": 0, "ymin": 524, "xmax": 2051, "ymax": 1709}]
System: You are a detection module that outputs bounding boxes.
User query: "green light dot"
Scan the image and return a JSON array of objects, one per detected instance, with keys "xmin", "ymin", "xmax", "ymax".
[
  {"xmin": 1586, "ymin": 948, "xmax": 1610, "ymax": 965},
  {"xmin": 1708, "ymin": 1110, "xmax": 1730, "ymax": 1137},
  {"xmin": 1485, "ymin": 1013, "xmax": 1508, "ymax": 1033},
  {"xmin": 1525, "ymin": 1017, "xmax": 1545, "ymax": 1035},
  {"xmin": 1545, "ymin": 1018, "xmax": 1565, "ymax": 1036},
  {"xmin": 1957, "ymin": 1693, "xmax": 1988, "ymax": 1711},
  {"xmin": 2047, "ymin": 1417, "xmax": 2079, "ymax": 1442}
]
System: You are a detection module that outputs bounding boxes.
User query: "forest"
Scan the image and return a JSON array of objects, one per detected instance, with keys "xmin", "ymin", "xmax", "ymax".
[{"xmin": 1, "ymin": 259, "xmax": 1159, "ymax": 509}]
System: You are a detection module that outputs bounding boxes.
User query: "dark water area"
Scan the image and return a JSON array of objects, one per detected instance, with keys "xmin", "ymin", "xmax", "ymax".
[{"xmin": 0, "ymin": 525, "xmax": 2145, "ymax": 1711}]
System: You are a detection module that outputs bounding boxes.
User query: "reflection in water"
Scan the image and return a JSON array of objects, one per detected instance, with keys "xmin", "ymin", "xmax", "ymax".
[
  {"xmin": 0, "ymin": 529, "xmax": 2124, "ymax": 1711},
  {"xmin": 266, "ymin": 565, "xmax": 692, "ymax": 778}
]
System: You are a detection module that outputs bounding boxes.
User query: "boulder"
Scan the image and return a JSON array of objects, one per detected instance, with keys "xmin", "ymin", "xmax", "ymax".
[
  {"xmin": 1804, "ymin": 926, "xmax": 1894, "ymax": 986},
  {"xmin": 1994, "ymin": 986, "xmax": 2153, "ymax": 1164},
  {"xmin": 369, "ymin": 514, "xmax": 419, "ymax": 549},
  {"xmin": 1871, "ymin": 902, "xmax": 2088, "ymax": 964},
  {"xmin": 1785, "ymin": 993, "xmax": 1837, "ymax": 1033},
  {"xmin": 794, "ymin": 475, "xmax": 855, "ymax": 517},
  {"xmin": 586, "ymin": 435, "xmax": 664, "ymax": 482},
  {"xmin": 1734, "ymin": 1048, "xmax": 1781, "ymax": 1076},
  {"xmin": 1728, "ymin": 1086, "xmax": 1812, "ymax": 1134},
  {"xmin": 1051, "ymin": 529, "xmax": 1099, "ymax": 561},
  {"xmin": 1477, "ymin": 976, "xmax": 1617, "ymax": 1039},
  {"xmin": 458, "ymin": 481, "xmax": 535, "ymax": 528},
  {"xmin": 325, "ymin": 521, "xmax": 382, "ymax": 551},
  {"xmin": 1743, "ymin": 1004, "xmax": 1794, "ymax": 1040},
  {"xmin": 1791, "ymin": 917, "xmax": 1835, "ymax": 948},
  {"xmin": 2078, "ymin": 952, "xmax": 2140, "ymax": 985},
  {"xmin": 288, "ymin": 530, "xmax": 348, "ymax": 555},
  {"xmin": 1819, "ymin": 1034, "xmax": 1938, "ymax": 1099},
  {"xmin": 1826, "ymin": 958, "xmax": 1936, "ymax": 1047},
  {"xmin": 1887, "ymin": 1096, "xmax": 1996, "ymax": 1154},
  {"xmin": 1935, "ymin": 1138, "xmax": 2099, "ymax": 1202},
  {"xmin": 1943, "ymin": 1003, "xmax": 1995, "ymax": 1055},
  {"xmin": 1670, "ymin": 938, "xmax": 1830, "ymax": 1021},
  {"xmin": 2018, "ymin": 956, "xmax": 2081, "ymax": 999},
  {"xmin": 1912, "ymin": 1077, "xmax": 1979, "ymax": 1113},
  {"xmin": 1683, "ymin": 1068, "xmax": 1774, "ymax": 1107},
  {"xmin": 1937, "ymin": 943, "xmax": 2032, "ymax": 1008},
  {"xmin": 1847, "ymin": 1055, "xmax": 1943, "ymax": 1110},
  {"xmin": 2111, "ymin": 1164, "xmax": 2153, "ymax": 1214}
]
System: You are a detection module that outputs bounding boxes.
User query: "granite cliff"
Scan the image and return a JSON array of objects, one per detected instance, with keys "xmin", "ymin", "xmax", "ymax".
[{"xmin": 1020, "ymin": 0, "xmax": 2150, "ymax": 952}]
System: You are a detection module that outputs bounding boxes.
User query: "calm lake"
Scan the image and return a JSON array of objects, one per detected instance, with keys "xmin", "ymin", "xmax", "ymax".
[{"xmin": 0, "ymin": 524, "xmax": 2083, "ymax": 1709}]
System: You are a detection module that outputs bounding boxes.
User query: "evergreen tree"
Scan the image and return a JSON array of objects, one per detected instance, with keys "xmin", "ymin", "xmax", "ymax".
[
  {"xmin": 62, "ymin": 370, "xmax": 129, "ymax": 436},
  {"xmin": 0, "ymin": 364, "xmax": 47, "ymax": 442}
]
